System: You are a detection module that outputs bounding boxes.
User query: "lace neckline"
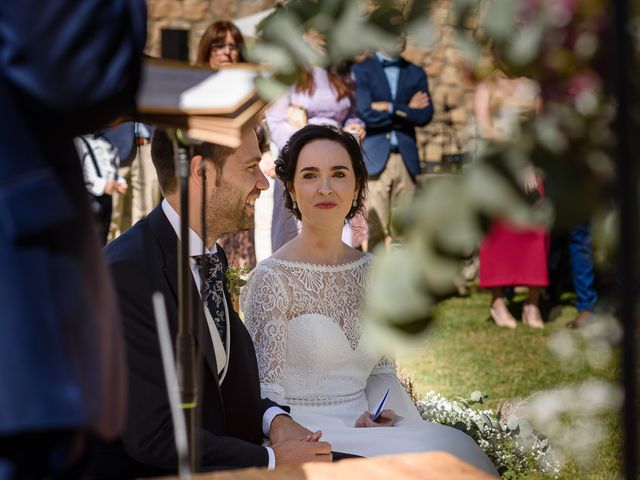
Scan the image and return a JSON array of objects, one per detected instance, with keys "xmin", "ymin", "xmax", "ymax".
[{"xmin": 265, "ymin": 253, "xmax": 371, "ymax": 272}]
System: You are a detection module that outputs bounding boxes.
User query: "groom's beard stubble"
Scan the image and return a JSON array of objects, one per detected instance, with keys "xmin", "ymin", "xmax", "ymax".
[{"xmin": 205, "ymin": 177, "xmax": 255, "ymax": 243}]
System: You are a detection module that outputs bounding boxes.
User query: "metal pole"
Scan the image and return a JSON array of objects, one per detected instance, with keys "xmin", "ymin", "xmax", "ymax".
[
  {"xmin": 613, "ymin": 0, "xmax": 637, "ymax": 478},
  {"xmin": 174, "ymin": 139, "xmax": 198, "ymax": 471}
]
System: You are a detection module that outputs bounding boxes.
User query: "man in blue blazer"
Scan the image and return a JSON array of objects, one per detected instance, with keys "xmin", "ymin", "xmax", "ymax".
[
  {"xmin": 0, "ymin": 1, "xmax": 146, "ymax": 478},
  {"xmin": 352, "ymin": 9, "xmax": 434, "ymax": 249}
]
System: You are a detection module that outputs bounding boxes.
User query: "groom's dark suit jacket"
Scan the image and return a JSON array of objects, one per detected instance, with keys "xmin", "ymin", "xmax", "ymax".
[{"xmin": 96, "ymin": 205, "xmax": 278, "ymax": 477}]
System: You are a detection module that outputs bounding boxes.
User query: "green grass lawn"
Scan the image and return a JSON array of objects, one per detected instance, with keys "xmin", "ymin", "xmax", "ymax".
[{"xmin": 397, "ymin": 290, "xmax": 621, "ymax": 479}]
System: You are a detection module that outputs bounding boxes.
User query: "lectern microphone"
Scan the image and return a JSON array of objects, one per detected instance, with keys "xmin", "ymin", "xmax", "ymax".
[{"xmin": 176, "ymin": 128, "xmax": 204, "ymax": 146}]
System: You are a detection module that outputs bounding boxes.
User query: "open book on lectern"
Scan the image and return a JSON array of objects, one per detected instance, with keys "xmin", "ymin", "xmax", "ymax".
[{"xmin": 136, "ymin": 59, "xmax": 268, "ymax": 148}]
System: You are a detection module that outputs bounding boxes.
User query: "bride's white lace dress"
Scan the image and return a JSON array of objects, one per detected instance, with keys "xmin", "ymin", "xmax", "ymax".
[{"xmin": 242, "ymin": 254, "xmax": 497, "ymax": 476}]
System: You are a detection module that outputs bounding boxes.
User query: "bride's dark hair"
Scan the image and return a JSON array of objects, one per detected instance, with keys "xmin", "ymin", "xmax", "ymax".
[{"xmin": 275, "ymin": 124, "xmax": 368, "ymax": 221}]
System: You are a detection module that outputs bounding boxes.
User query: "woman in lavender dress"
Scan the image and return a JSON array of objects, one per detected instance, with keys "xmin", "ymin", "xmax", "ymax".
[{"xmin": 266, "ymin": 60, "xmax": 368, "ymax": 251}]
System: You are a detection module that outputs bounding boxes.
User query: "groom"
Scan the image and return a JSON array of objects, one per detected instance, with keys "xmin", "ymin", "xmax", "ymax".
[{"xmin": 96, "ymin": 129, "xmax": 332, "ymax": 477}]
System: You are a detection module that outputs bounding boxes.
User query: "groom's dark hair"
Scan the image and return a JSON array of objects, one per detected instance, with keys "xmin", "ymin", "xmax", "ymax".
[
  {"xmin": 151, "ymin": 129, "xmax": 233, "ymax": 195},
  {"xmin": 276, "ymin": 124, "xmax": 368, "ymax": 221}
]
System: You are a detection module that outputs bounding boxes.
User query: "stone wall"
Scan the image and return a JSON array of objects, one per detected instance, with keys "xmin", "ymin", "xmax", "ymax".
[
  {"xmin": 404, "ymin": 0, "xmax": 478, "ymax": 171},
  {"xmin": 146, "ymin": 0, "xmax": 478, "ymax": 172}
]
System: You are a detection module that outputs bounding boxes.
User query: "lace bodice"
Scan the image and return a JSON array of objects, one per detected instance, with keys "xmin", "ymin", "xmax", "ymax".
[
  {"xmin": 241, "ymin": 254, "xmax": 395, "ymax": 406},
  {"xmin": 242, "ymin": 255, "xmax": 499, "ymax": 476}
]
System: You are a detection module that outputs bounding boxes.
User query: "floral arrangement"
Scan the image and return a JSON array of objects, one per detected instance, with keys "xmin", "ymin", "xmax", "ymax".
[{"xmin": 416, "ymin": 391, "xmax": 560, "ymax": 479}]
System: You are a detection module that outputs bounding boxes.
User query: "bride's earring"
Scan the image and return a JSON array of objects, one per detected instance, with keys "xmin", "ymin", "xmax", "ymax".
[
  {"xmin": 292, "ymin": 200, "xmax": 298, "ymax": 210},
  {"xmin": 352, "ymin": 199, "xmax": 358, "ymax": 208}
]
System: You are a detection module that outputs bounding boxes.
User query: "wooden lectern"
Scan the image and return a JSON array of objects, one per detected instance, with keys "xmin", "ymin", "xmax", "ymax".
[{"xmin": 153, "ymin": 452, "xmax": 497, "ymax": 480}]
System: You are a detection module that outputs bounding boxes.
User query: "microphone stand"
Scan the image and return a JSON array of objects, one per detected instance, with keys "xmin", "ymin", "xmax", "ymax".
[{"xmin": 172, "ymin": 132, "xmax": 199, "ymax": 472}]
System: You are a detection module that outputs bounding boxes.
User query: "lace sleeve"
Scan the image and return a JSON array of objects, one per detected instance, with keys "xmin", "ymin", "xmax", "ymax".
[
  {"xmin": 241, "ymin": 264, "xmax": 290, "ymax": 405},
  {"xmin": 366, "ymin": 356, "xmax": 421, "ymax": 421},
  {"xmin": 371, "ymin": 356, "xmax": 397, "ymax": 376}
]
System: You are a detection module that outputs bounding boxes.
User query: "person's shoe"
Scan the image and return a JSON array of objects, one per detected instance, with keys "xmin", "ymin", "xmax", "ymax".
[
  {"xmin": 567, "ymin": 310, "xmax": 592, "ymax": 329},
  {"xmin": 522, "ymin": 304, "xmax": 544, "ymax": 329},
  {"xmin": 490, "ymin": 298, "xmax": 517, "ymax": 329}
]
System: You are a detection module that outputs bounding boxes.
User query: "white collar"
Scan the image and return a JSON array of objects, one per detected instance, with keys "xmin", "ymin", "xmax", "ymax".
[
  {"xmin": 376, "ymin": 51, "xmax": 399, "ymax": 63},
  {"xmin": 161, "ymin": 199, "xmax": 216, "ymax": 257}
]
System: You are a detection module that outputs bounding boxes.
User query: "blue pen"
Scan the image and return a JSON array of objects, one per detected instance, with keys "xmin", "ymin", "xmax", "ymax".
[{"xmin": 371, "ymin": 387, "xmax": 390, "ymax": 422}]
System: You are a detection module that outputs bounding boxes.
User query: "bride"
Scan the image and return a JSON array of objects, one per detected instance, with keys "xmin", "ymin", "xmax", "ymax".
[{"xmin": 241, "ymin": 124, "xmax": 498, "ymax": 476}]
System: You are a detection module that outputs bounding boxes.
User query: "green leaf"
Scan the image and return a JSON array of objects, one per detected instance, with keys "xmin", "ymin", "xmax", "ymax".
[
  {"xmin": 506, "ymin": 20, "xmax": 545, "ymax": 66},
  {"xmin": 480, "ymin": 0, "xmax": 519, "ymax": 40},
  {"xmin": 254, "ymin": 76, "xmax": 289, "ymax": 102}
]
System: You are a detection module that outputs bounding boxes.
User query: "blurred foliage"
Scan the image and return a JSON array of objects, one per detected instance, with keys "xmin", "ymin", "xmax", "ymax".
[
  {"xmin": 248, "ymin": 1, "xmax": 637, "ymax": 474},
  {"xmin": 248, "ymin": 0, "xmax": 437, "ymax": 99},
  {"xmin": 248, "ymin": 0, "xmax": 636, "ymax": 337},
  {"xmin": 417, "ymin": 390, "xmax": 561, "ymax": 478}
]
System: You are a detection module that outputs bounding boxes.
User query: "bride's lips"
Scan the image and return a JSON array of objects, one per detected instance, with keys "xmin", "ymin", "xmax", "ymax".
[{"xmin": 315, "ymin": 202, "xmax": 337, "ymax": 209}]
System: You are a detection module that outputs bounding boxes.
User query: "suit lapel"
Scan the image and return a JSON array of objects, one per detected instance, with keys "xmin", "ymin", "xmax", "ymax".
[{"xmin": 147, "ymin": 206, "xmax": 222, "ymax": 382}]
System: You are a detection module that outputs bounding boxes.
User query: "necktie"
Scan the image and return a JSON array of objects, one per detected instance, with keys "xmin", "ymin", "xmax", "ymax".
[{"xmin": 194, "ymin": 252, "xmax": 227, "ymax": 347}]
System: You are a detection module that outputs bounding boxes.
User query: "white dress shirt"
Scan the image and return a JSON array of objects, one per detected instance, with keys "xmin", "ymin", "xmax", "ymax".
[{"xmin": 162, "ymin": 200, "xmax": 287, "ymax": 468}]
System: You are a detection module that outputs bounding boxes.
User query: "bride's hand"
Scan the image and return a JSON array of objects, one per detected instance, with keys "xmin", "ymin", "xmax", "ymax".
[{"xmin": 354, "ymin": 409, "xmax": 397, "ymax": 428}]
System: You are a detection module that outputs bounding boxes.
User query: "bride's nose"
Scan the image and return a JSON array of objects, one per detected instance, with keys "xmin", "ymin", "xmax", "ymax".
[{"xmin": 318, "ymin": 176, "xmax": 333, "ymax": 195}]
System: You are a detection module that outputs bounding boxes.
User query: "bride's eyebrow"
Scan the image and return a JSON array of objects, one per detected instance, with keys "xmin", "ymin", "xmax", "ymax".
[{"xmin": 298, "ymin": 165, "xmax": 350, "ymax": 173}]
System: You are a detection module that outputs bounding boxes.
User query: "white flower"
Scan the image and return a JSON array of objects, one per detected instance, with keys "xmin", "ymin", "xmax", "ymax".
[{"xmin": 416, "ymin": 392, "xmax": 561, "ymax": 478}]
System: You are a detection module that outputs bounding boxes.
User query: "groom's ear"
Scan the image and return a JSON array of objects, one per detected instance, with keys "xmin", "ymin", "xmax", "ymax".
[
  {"xmin": 190, "ymin": 155, "xmax": 218, "ymax": 188},
  {"xmin": 190, "ymin": 155, "xmax": 204, "ymax": 185}
]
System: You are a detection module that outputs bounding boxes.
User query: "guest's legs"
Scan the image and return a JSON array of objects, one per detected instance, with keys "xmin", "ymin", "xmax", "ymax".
[
  {"xmin": 389, "ymin": 153, "xmax": 416, "ymax": 247},
  {"xmin": 131, "ymin": 143, "xmax": 161, "ymax": 224},
  {"xmin": 364, "ymin": 174, "xmax": 389, "ymax": 251},
  {"xmin": 366, "ymin": 153, "xmax": 415, "ymax": 251},
  {"xmin": 523, "ymin": 286, "xmax": 544, "ymax": 329},
  {"xmin": 567, "ymin": 223, "xmax": 598, "ymax": 328},
  {"xmin": 490, "ymin": 287, "xmax": 517, "ymax": 329},
  {"xmin": 569, "ymin": 223, "xmax": 597, "ymax": 311},
  {"xmin": 108, "ymin": 163, "xmax": 131, "ymax": 241}
]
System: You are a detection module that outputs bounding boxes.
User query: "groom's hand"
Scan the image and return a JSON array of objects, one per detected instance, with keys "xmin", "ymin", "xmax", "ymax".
[
  {"xmin": 269, "ymin": 414, "xmax": 319, "ymax": 444},
  {"xmin": 271, "ymin": 439, "xmax": 333, "ymax": 465},
  {"xmin": 354, "ymin": 409, "xmax": 397, "ymax": 428}
]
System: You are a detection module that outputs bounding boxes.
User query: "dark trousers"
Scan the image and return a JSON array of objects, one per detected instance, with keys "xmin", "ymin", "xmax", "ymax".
[
  {"xmin": 0, "ymin": 430, "xmax": 86, "ymax": 480},
  {"xmin": 569, "ymin": 223, "xmax": 598, "ymax": 312},
  {"xmin": 91, "ymin": 194, "xmax": 113, "ymax": 246}
]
